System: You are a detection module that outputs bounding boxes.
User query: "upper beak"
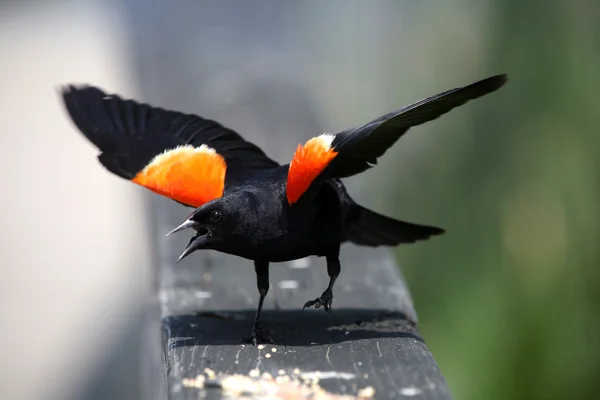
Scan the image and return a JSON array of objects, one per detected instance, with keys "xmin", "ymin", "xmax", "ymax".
[
  {"xmin": 166, "ymin": 218, "xmax": 211, "ymax": 263},
  {"xmin": 166, "ymin": 219, "xmax": 197, "ymax": 236}
]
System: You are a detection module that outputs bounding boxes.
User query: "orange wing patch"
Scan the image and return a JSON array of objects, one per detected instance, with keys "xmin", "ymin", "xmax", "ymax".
[
  {"xmin": 286, "ymin": 133, "xmax": 338, "ymax": 205},
  {"xmin": 132, "ymin": 144, "xmax": 226, "ymax": 207}
]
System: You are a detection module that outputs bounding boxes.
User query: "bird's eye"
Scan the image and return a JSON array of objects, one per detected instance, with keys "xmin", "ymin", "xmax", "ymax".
[{"xmin": 209, "ymin": 210, "xmax": 222, "ymax": 222}]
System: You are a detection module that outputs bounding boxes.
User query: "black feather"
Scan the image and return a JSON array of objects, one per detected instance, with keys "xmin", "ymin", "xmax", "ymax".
[
  {"xmin": 343, "ymin": 205, "xmax": 445, "ymax": 247},
  {"xmin": 292, "ymin": 74, "xmax": 507, "ymax": 205},
  {"xmin": 61, "ymin": 84, "xmax": 279, "ymax": 183},
  {"xmin": 331, "ymin": 74, "xmax": 508, "ymax": 178}
]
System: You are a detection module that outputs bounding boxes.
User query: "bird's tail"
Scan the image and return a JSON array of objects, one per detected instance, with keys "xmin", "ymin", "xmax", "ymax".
[{"xmin": 342, "ymin": 204, "xmax": 445, "ymax": 247}]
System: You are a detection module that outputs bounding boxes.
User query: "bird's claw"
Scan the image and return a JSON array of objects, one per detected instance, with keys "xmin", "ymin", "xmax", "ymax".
[
  {"xmin": 243, "ymin": 325, "xmax": 274, "ymax": 346},
  {"xmin": 302, "ymin": 289, "xmax": 333, "ymax": 313}
]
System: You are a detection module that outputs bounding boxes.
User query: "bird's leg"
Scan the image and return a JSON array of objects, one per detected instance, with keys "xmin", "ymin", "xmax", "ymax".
[
  {"xmin": 303, "ymin": 255, "xmax": 340, "ymax": 313},
  {"xmin": 243, "ymin": 260, "xmax": 274, "ymax": 346}
]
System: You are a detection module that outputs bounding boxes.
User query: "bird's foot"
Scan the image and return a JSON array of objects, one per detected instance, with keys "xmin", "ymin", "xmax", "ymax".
[
  {"xmin": 243, "ymin": 324, "xmax": 274, "ymax": 346},
  {"xmin": 302, "ymin": 289, "xmax": 333, "ymax": 312}
]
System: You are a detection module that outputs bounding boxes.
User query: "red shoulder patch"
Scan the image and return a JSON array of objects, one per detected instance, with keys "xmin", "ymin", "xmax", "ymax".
[
  {"xmin": 132, "ymin": 144, "xmax": 226, "ymax": 207},
  {"xmin": 286, "ymin": 133, "xmax": 338, "ymax": 205}
]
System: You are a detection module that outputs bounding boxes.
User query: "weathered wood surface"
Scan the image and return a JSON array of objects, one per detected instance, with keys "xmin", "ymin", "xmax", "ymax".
[{"xmin": 124, "ymin": 1, "xmax": 452, "ymax": 398}]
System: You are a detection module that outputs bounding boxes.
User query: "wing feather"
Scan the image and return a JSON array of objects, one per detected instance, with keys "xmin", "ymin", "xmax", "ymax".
[
  {"xmin": 286, "ymin": 74, "xmax": 508, "ymax": 205},
  {"xmin": 62, "ymin": 84, "xmax": 278, "ymax": 207}
]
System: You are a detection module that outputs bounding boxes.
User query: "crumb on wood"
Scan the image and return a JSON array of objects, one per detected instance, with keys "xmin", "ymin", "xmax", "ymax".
[
  {"xmin": 357, "ymin": 386, "xmax": 376, "ymax": 398},
  {"xmin": 262, "ymin": 372, "xmax": 273, "ymax": 380},
  {"xmin": 203, "ymin": 368, "xmax": 216, "ymax": 379},
  {"xmin": 249, "ymin": 369, "xmax": 260, "ymax": 378},
  {"xmin": 400, "ymin": 387, "xmax": 423, "ymax": 396},
  {"xmin": 181, "ymin": 367, "xmax": 376, "ymax": 400}
]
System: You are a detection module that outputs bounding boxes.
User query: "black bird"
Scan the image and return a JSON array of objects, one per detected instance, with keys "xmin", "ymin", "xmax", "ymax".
[{"xmin": 61, "ymin": 74, "xmax": 507, "ymax": 344}]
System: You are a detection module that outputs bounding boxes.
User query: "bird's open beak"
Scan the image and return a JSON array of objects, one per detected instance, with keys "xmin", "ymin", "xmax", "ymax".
[
  {"xmin": 166, "ymin": 218, "xmax": 211, "ymax": 262},
  {"xmin": 176, "ymin": 230, "xmax": 210, "ymax": 262}
]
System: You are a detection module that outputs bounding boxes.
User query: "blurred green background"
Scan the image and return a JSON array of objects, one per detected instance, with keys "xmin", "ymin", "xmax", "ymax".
[
  {"xmin": 382, "ymin": 1, "xmax": 600, "ymax": 399},
  {"xmin": 1, "ymin": 0, "xmax": 598, "ymax": 399}
]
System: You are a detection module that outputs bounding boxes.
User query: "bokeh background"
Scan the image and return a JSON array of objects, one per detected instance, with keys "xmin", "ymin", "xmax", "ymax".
[{"xmin": 1, "ymin": 0, "xmax": 598, "ymax": 399}]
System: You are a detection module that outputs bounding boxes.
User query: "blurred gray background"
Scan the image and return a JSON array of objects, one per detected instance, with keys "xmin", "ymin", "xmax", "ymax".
[{"xmin": 1, "ymin": 1, "xmax": 598, "ymax": 399}]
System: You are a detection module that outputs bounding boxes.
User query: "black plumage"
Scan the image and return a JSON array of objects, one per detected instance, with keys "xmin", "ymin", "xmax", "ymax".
[{"xmin": 61, "ymin": 74, "xmax": 507, "ymax": 344}]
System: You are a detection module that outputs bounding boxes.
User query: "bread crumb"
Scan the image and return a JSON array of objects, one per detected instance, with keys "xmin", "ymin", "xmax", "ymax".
[
  {"xmin": 262, "ymin": 372, "xmax": 273, "ymax": 380},
  {"xmin": 249, "ymin": 369, "xmax": 260, "ymax": 378},
  {"xmin": 182, "ymin": 368, "xmax": 376, "ymax": 399},
  {"xmin": 181, "ymin": 374, "xmax": 205, "ymax": 389},
  {"xmin": 203, "ymin": 368, "xmax": 216, "ymax": 379},
  {"xmin": 358, "ymin": 386, "xmax": 376, "ymax": 398}
]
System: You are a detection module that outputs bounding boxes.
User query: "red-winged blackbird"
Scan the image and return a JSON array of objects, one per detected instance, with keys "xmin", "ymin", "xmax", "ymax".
[{"xmin": 61, "ymin": 74, "xmax": 507, "ymax": 344}]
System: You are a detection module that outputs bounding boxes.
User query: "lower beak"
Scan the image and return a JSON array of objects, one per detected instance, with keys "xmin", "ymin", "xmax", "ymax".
[{"xmin": 176, "ymin": 231, "xmax": 210, "ymax": 262}]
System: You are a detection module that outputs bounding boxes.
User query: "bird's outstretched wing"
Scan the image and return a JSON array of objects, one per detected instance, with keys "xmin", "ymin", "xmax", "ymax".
[
  {"xmin": 62, "ymin": 85, "xmax": 278, "ymax": 208},
  {"xmin": 285, "ymin": 74, "xmax": 508, "ymax": 205}
]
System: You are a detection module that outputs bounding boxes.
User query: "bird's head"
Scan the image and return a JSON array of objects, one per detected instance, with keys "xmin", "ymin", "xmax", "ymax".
[{"xmin": 166, "ymin": 190, "xmax": 260, "ymax": 262}]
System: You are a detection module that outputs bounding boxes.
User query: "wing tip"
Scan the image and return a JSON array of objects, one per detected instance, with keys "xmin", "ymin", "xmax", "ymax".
[
  {"xmin": 59, "ymin": 83, "xmax": 113, "ymax": 122},
  {"xmin": 428, "ymin": 226, "xmax": 446, "ymax": 236},
  {"xmin": 480, "ymin": 73, "xmax": 509, "ymax": 92},
  {"xmin": 58, "ymin": 82, "xmax": 91, "ymax": 96}
]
